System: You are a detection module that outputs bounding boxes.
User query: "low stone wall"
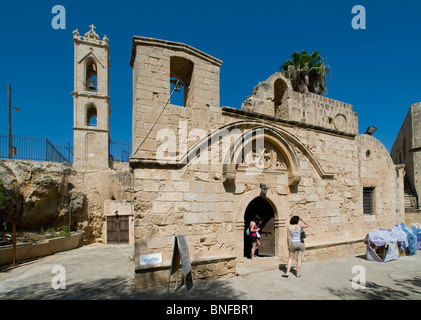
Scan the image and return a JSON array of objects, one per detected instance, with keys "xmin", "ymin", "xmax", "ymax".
[
  {"xmin": 304, "ymin": 238, "xmax": 365, "ymax": 263},
  {"xmin": 0, "ymin": 233, "xmax": 83, "ymax": 266},
  {"xmin": 135, "ymin": 255, "xmax": 236, "ymax": 290},
  {"xmin": 135, "ymin": 239, "xmax": 367, "ymax": 289}
]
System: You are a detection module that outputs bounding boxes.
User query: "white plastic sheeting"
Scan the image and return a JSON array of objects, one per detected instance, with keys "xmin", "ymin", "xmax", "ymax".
[
  {"xmin": 365, "ymin": 224, "xmax": 421, "ymax": 262},
  {"xmin": 365, "ymin": 229, "xmax": 400, "ymax": 262},
  {"xmin": 389, "ymin": 225, "xmax": 409, "ymax": 253}
]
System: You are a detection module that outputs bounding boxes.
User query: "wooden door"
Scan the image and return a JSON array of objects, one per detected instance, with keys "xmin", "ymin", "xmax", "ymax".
[
  {"xmin": 107, "ymin": 216, "xmax": 117, "ymax": 243},
  {"xmin": 258, "ymin": 215, "xmax": 275, "ymax": 256},
  {"xmin": 244, "ymin": 196, "xmax": 275, "ymax": 257},
  {"xmin": 118, "ymin": 216, "xmax": 129, "ymax": 243},
  {"xmin": 107, "ymin": 215, "xmax": 129, "ymax": 244}
]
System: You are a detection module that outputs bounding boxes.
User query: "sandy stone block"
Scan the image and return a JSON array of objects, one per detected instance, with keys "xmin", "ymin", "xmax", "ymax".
[
  {"xmin": 143, "ymin": 180, "xmax": 160, "ymax": 192},
  {"xmin": 164, "ymin": 212, "xmax": 184, "ymax": 227},
  {"xmin": 174, "ymin": 202, "xmax": 190, "ymax": 212},
  {"xmin": 191, "ymin": 202, "xmax": 204, "ymax": 213},
  {"xmin": 152, "ymin": 201, "xmax": 174, "ymax": 213},
  {"xmin": 198, "ymin": 212, "xmax": 211, "ymax": 223},
  {"xmin": 202, "ymin": 202, "xmax": 216, "ymax": 212},
  {"xmin": 307, "ymin": 194, "xmax": 319, "ymax": 202},
  {"xmin": 184, "ymin": 212, "xmax": 199, "ymax": 225},
  {"xmin": 183, "ymin": 193, "xmax": 197, "ymax": 201},
  {"xmin": 189, "ymin": 181, "xmax": 206, "ymax": 193},
  {"xmin": 159, "ymin": 181, "xmax": 174, "ymax": 192},
  {"xmin": 150, "ymin": 169, "xmax": 170, "ymax": 180},
  {"xmin": 214, "ymin": 202, "xmax": 227, "ymax": 212},
  {"xmin": 136, "ymin": 236, "xmax": 173, "ymax": 250},
  {"xmin": 158, "ymin": 192, "xmax": 182, "ymax": 202},
  {"xmin": 134, "ymin": 227, "xmax": 144, "ymax": 238},
  {"xmin": 174, "ymin": 181, "xmax": 189, "ymax": 192}
]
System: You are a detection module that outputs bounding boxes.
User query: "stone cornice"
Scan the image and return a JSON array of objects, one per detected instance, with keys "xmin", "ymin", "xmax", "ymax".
[
  {"xmin": 72, "ymin": 126, "xmax": 110, "ymax": 134},
  {"xmin": 71, "ymin": 91, "xmax": 111, "ymax": 101},
  {"xmin": 130, "ymin": 36, "xmax": 223, "ymax": 67},
  {"xmin": 221, "ymin": 106, "xmax": 356, "ymax": 138}
]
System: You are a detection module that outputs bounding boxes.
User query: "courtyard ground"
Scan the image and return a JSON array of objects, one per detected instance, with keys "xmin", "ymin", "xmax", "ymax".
[{"xmin": 1, "ymin": 243, "xmax": 421, "ymax": 300}]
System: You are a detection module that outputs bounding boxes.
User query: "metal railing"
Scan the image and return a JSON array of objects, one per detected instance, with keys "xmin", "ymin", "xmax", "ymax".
[
  {"xmin": 0, "ymin": 134, "xmax": 132, "ymax": 165},
  {"xmin": 109, "ymin": 140, "xmax": 131, "ymax": 163},
  {"xmin": 0, "ymin": 134, "xmax": 72, "ymax": 165}
]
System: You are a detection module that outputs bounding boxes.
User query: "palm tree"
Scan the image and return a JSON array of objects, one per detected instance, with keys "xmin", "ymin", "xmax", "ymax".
[{"xmin": 281, "ymin": 50, "xmax": 329, "ymax": 95}]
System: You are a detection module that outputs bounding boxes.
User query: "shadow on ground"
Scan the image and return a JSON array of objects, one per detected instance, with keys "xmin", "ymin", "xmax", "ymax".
[
  {"xmin": 2, "ymin": 276, "xmax": 245, "ymax": 300},
  {"xmin": 326, "ymin": 276, "xmax": 421, "ymax": 300}
]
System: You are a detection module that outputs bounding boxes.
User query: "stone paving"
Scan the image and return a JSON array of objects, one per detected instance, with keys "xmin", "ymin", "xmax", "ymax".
[{"xmin": 1, "ymin": 243, "xmax": 421, "ymax": 300}]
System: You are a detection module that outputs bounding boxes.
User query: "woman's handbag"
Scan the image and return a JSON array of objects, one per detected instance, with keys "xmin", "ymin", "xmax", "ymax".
[
  {"xmin": 300, "ymin": 227, "xmax": 306, "ymax": 242},
  {"xmin": 246, "ymin": 228, "xmax": 250, "ymax": 235}
]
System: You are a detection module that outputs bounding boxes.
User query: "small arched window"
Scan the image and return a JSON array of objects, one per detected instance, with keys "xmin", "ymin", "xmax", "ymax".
[
  {"xmin": 86, "ymin": 59, "xmax": 98, "ymax": 92},
  {"xmin": 86, "ymin": 103, "xmax": 97, "ymax": 127},
  {"xmin": 274, "ymin": 78, "xmax": 287, "ymax": 116}
]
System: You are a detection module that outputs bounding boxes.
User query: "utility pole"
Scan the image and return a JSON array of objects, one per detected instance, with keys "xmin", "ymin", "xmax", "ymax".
[{"xmin": 8, "ymin": 84, "xmax": 12, "ymax": 159}]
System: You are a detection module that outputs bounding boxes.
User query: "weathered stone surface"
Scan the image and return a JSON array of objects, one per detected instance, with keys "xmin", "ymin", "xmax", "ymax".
[
  {"xmin": 391, "ymin": 102, "xmax": 421, "ymax": 211},
  {"xmin": 0, "ymin": 160, "xmax": 86, "ymax": 230},
  {"xmin": 128, "ymin": 36, "xmax": 405, "ymax": 290}
]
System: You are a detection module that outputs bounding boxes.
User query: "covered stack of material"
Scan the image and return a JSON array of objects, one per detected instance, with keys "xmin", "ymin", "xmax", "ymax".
[
  {"xmin": 409, "ymin": 225, "xmax": 421, "ymax": 250},
  {"xmin": 389, "ymin": 225, "xmax": 409, "ymax": 256},
  {"xmin": 400, "ymin": 223, "xmax": 419, "ymax": 255},
  {"xmin": 364, "ymin": 223, "xmax": 421, "ymax": 262},
  {"xmin": 365, "ymin": 229, "xmax": 400, "ymax": 262}
]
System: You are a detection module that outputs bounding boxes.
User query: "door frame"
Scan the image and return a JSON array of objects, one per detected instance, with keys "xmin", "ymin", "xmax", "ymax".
[
  {"xmin": 244, "ymin": 196, "xmax": 275, "ymax": 256},
  {"xmin": 235, "ymin": 188, "xmax": 289, "ymax": 260},
  {"xmin": 104, "ymin": 214, "xmax": 134, "ymax": 244}
]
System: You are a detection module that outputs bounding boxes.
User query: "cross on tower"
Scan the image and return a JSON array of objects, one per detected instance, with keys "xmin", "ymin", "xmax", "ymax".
[{"xmin": 89, "ymin": 24, "xmax": 96, "ymax": 32}]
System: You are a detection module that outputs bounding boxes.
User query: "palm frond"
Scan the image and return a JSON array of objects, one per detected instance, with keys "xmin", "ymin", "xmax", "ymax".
[{"xmin": 280, "ymin": 49, "xmax": 329, "ymax": 95}]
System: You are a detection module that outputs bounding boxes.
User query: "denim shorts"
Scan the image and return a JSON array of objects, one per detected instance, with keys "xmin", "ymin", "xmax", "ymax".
[{"xmin": 289, "ymin": 241, "xmax": 305, "ymax": 252}]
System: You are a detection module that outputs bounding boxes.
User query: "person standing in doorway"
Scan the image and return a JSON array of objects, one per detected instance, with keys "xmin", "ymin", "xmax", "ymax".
[
  {"xmin": 282, "ymin": 216, "xmax": 310, "ymax": 277},
  {"xmin": 249, "ymin": 215, "xmax": 262, "ymax": 260}
]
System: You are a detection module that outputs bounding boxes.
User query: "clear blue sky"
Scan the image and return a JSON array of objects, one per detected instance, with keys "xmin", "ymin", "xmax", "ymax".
[{"xmin": 1, "ymin": 0, "xmax": 420, "ymax": 152}]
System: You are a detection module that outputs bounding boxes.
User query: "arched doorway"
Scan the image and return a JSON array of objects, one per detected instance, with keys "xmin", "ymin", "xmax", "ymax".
[{"xmin": 244, "ymin": 197, "xmax": 275, "ymax": 257}]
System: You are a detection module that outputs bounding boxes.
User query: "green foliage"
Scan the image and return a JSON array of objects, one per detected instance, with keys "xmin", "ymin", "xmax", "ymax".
[
  {"xmin": 60, "ymin": 226, "xmax": 71, "ymax": 237},
  {"xmin": 41, "ymin": 225, "xmax": 71, "ymax": 238},
  {"xmin": 281, "ymin": 50, "xmax": 330, "ymax": 95},
  {"xmin": 40, "ymin": 226, "xmax": 56, "ymax": 234}
]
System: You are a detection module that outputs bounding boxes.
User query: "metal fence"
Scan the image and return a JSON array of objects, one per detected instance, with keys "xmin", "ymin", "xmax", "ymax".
[
  {"xmin": 0, "ymin": 134, "xmax": 132, "ymax": 165},
  {"xmin": 110, "ymin": 140, "xmax": 131, "ymax": 163},
  {"xmin": 0, "ymin": 134, "xmax": 72, "ymax": 165}
]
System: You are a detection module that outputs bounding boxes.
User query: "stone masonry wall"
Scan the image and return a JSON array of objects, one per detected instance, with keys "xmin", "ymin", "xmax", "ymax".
[
  {"xmin": 130, "ymin": 37, "xmax": 222, "ymax": 161},
  {"xmin": 241, "ymin": 73, "xmax": 358, "ymax": 136},
  {"xmin": 391, "ymin": 102, "xmax": 421, "ymax": 206},
  {"xmin": 391, "ymin": 105, "xmax": 414, "ymax": 185},
  {"xmin": 130, "ymin": 37, "xmax": 405, "ymax": 289},
  {"xmin": 131, "ymin": 101, "xmax": 404, "ymax": 264}
]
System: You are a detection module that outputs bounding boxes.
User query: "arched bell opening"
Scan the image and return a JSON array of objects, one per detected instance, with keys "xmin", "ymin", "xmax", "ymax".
[
  {"xmin": 86, "ymin": 58, "xmax": 98, "ymax": 92},
  {"xmin": 86, "ymin": 103, "xmax": 98, "ymax": 127}
]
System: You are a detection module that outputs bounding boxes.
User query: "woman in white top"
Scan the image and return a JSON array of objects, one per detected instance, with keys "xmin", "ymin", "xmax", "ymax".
[{"xmin": 282, "ymin": 215, "xmax": 310, "ymax": 278}]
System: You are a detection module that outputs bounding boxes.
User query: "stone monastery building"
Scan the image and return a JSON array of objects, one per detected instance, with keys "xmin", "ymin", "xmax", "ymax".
[{"xmin": 71, "ymin": 26, "xmax": 405, "ymax": 289}]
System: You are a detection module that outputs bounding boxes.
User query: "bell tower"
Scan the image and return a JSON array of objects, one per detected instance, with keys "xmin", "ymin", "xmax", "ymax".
[{"xmin": 72, "ymin": 25, "xmax": 111, "ymax": 170}]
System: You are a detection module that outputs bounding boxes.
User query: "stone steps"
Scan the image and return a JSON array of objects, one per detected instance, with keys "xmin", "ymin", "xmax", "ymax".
[
  {"xmin": 404, "ymin": 177, "xmax": 418, "ymax": 210},
  {"xmin": 405, "ymin": 192, "xmax": 418, "ymax": 210},
  {"xmin": 235, "ymin": 256, "xmax": 281, "ymax": 276}
]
